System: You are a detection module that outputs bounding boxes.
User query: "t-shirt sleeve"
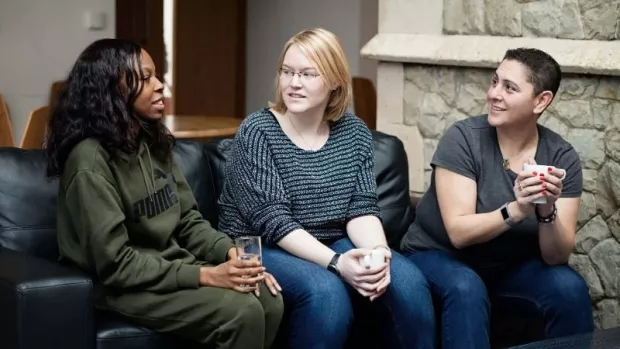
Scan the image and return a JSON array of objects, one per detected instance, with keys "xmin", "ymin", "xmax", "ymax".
[
  {"xmin": 431, "ymin": 122, "xmax": 477, "ymax": 181},
  {"xmin": 555, "ymin": 145, "xmax": 583, "ymax": 198}
]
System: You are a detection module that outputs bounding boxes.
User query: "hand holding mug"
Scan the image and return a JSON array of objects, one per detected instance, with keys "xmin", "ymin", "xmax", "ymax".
[
  {"xmin": 369, "ymin": 246, "xmax": 392, "ymax": 301},
  {"xmin": 525, "ymin": 162, "xmax": 564, "ymax": 216},
  {"xmin": 338, "ymin": 248, "xmax": 389, "ymax": 297},
  {"xmin": 514, "ymin": 158, "xmax": 565, "ymax": 213}
]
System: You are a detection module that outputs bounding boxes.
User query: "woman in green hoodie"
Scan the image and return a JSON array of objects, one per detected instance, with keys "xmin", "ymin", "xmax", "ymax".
[{"xmin": 44, "ymin": 38, "xmax": 283, "ymax": 348}]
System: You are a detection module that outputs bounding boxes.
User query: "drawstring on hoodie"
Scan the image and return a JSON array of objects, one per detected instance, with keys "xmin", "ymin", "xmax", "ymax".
[{"xmin": 138, "ymin": 143, "xmax": 157, "ymax": 201}]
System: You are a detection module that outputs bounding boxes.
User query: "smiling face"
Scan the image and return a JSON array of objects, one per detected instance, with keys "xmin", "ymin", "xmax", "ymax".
[
  {"xmin": 279, "ymin": 44, "xmax": 331, "ymax": 116},
  {"xmin": 487, "ymin": 59, "xmax": 553, "ymax": 127},
  {"xmin": 132, "ymin": 49, "xmax": 165, "ymax": 120}
]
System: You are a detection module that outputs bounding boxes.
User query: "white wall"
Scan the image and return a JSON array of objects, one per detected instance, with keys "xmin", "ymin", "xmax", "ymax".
[
  {"xmin": 163, "ymin": 0, "xmax": 174, "ymax": 98},
  {"xmin": 245, "ymin": 0, "xmax": 378, "ymax": 115},
  {"xmin": 0, "ymin": 0, "xmax": 115, "ymax": 143}
]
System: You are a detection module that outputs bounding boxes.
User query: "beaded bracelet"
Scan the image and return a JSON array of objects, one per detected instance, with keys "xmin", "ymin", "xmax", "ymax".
[{"xmin": 535, "ymin": 204, "xmax": 557, "ymax": 223}]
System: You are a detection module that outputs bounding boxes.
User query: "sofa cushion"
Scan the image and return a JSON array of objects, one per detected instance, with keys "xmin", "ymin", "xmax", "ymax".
[
  {"xmin": 0, "ymin": 148, "xmax": 59, "ymax": 260},
  {"xmin": 202, "ymin": 138, "xmax": 234, "ymax": 229},
  {"xmin": 95, "ymin": 311, "xmax": 194, "ymax": 349},
  {"xmin": 372, "ymin": 132, "xmax": 416, "ymax": 249},
  {"xmin": 172, "ymin": 140, "xmax": 219, "ymax": 226}
]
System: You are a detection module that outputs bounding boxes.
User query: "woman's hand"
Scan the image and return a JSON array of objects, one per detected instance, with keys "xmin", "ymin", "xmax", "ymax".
[
  {"xmin": 260, "ymin": 272, "xmax": 282, "ymax": 297},
  {"xmin": 199, "ymin": 259, "xmax": 265, "ymax": 293},
  {"xmin": 369, "ymin": 246, "xmax": 392, "ymax": 301},
  {"xmin": 514, "ymin": 159, "xmax": 546, "ymax": 215},
  {"xmin": 337, "ymin": 249, "xmax": 389, "ymax": 297},
  {"xmin": 224, "ymin": 248, "xmax": 281, "ymax": 297},
  {"xmin": 514, "ymin": 158, "xmax": 564, "ymax": 218},
  {"xmin": 537, "ymin": 166, "xmax": 564, "ymax": 215}
]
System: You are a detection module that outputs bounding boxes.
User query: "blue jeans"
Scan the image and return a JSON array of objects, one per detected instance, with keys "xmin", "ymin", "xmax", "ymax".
[
  {"xmin": 407, "ymin": 250, "xmax": 594, "ymax": 349},
  {"xmin": 262, "ymin": 238, "xmax": 435, "ymax": 349}
]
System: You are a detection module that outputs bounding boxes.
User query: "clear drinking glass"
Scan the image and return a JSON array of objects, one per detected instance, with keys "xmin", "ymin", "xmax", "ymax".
[{"xmin": 235, "ymin": 236, "xmax": 262, "ymax": 288}]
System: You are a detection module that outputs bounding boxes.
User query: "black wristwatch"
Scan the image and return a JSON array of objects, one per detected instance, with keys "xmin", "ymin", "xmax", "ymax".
[
  {"xmin": 327, "ymin": 253, "xmax": 341, "ymax": 276},
  {"xmin": 500, "ymin": 202, "xmax": 519, "ymax": 227}
]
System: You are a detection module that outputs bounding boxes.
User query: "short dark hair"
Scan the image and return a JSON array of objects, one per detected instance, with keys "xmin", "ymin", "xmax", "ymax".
[{"xmin": 502, "ymin": 48, "xmax": 562, "ymax": 97}]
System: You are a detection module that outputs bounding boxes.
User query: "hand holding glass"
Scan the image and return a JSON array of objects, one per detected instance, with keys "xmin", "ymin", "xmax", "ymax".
[{"xmin": 235, "ymin": 236, "xmax": 263, "ymax": 289}]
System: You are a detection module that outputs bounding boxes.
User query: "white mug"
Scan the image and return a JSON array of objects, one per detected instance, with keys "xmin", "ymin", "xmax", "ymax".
[
  {"xmin": 522, "ymin": 164, "xmax": 566, "ymax": 204},
  {"xmin": 361, "ymin": 249, "xmax": 386, "ymax": 269}
]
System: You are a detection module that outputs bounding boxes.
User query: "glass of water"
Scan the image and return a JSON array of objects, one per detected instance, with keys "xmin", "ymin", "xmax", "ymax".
[{"xmin": 235, "ymin": 236, "xmax": 262, "ymax": 288}]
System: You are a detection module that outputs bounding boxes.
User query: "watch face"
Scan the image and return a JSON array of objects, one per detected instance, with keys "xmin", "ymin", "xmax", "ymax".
[{"xmin": 501, "ymin": 206, "xmax": 510, "ymax": 220}]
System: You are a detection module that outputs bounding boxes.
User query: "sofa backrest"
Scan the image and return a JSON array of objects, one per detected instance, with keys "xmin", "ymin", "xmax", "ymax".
[
  {"xmin": 0, "ymin": 131, "xmax": 415, "ymax": 261},
  {"xmin": 0, "ymin": 140, "xmax": 212, "ymax": 261},
  {"xmin": 0, "ymin": 148, "xmax": 58, "ymax": 259}
]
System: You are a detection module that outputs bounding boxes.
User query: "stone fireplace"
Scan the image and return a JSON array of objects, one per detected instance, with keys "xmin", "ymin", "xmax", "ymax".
[{"xmin": 362, "ymin": 0, "xmax": 620, "ymax": 329}]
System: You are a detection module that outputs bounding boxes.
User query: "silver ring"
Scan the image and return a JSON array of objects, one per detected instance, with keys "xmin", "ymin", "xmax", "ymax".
[{"xmin": 518, "ymin": 182, "xmax": 524, "ymax": 191}]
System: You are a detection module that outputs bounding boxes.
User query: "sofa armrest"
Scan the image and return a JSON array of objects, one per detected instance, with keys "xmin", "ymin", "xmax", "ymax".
[{"xmin": 0, "ymin": 248, "xmax": 94, "ymax": 349}]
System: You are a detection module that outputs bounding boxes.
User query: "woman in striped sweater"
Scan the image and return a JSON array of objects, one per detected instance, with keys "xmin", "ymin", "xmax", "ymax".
[{"xmin": 218, "ymin": 28, "xmax": 435, "ymax": 349}]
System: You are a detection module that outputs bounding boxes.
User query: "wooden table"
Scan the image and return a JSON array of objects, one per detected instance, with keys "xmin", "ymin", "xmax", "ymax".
[{"xmin": 164, "ymin": 115, "xmax": 242, "ymax": 139}]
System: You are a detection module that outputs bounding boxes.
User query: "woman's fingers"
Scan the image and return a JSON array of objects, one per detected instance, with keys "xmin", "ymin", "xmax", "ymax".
[
  {"xmin": 355, "ymin": 267, "xmax": 387, "ymax": 283},
  {"xmin": 233, "ymin": 285, "xmax": 255, "ymax": 293},
  {"xmin": 357, "ymin": 261, "xmax": 388, "ymax": 276},
  {"xmin": 232, "ymin": 266, "xmax": 265, "ymax": 277},
  {"xmin": 231, "ymin": 274, "xmax": 264, "ymax": 286},
  {"xmin": 264, "ymin": 273, "xmax": 282, "ymax": 295}
]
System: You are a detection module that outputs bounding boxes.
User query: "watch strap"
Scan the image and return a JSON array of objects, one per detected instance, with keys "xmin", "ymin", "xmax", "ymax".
[
  {"xmin": 327, "ymin": 253, "xmax": 341, "ymax": 276},
  {"xmin": 500, "ymin": 202, "xmax": 517, "ymax": 227}
]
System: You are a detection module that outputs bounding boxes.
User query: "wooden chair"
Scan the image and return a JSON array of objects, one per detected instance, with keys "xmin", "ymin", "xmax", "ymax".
[
  {"xmin": 352, "ymin": 77, "xmax": 377, "ymax": 130},
  {"xmin": 0, "ymin": 94, "xmax": 15, "ymax": 147},
  {"xmin": 49, "ymin": 80, "xmax": 65, "ymax": 107},
  {"xmin": 20, "ymin": 106, "xmax": 50, "ymax": 149}
]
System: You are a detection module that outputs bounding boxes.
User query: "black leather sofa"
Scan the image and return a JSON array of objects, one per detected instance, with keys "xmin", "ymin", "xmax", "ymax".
[{"xmin": 0, "ymin": 131, "xmax": 541, "ymax": 349}]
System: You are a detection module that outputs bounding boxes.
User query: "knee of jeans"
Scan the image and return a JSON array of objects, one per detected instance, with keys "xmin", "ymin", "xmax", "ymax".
[
  {"xmin": 549, "ymin": 267, "xmax": 591, "ymax": 305},
  {"xmin": 390, "ymin": 260, "xmax": 431, "ymax": 300},
  {"xmin": 302, "ymin": 277, "xmax": 353, "ymax": 325},
  {"xmin": 445, "ymin": 271, "xmax": 488, "ymax": 305}
]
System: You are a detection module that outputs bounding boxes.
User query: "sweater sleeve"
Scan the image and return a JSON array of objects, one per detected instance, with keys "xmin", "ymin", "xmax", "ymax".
[
  {"xmin": 64, "ymin": 170, "xmax": 201, "ymax": 292},
  {"xmin": 172, "ymin": 163, "xmax": 234, "ymax": 264},
  {"xmin": 347, "ymin": 147, "xmax": 381, "ymax": 221},
  {"xmin": 228, "ymin": 125, "xmax": 303, "ymax": 245}
]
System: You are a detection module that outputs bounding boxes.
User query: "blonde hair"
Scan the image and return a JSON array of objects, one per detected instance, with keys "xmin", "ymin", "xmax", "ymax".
[{"xmin": 268, "ymin": 28, "xmax": 352, "ymax": 122}]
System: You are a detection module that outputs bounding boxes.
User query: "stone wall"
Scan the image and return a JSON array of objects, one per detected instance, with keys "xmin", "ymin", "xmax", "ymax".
[
  {"xmin": 404, "ymin": 63, "xmax": 620, "ymax": 329},
  {"xmin": 443, "ymin": 0, "xmax": 620, "ymax": 40}
]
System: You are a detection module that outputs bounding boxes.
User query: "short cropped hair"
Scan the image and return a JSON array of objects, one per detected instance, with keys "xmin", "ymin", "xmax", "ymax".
[
  {"xmin": 502, "ymin": 48, "xmax": 562, "ymax": 97},
  {"xmin": 269, "ymin": 28, "xmax": 352, "ymax": 122}
]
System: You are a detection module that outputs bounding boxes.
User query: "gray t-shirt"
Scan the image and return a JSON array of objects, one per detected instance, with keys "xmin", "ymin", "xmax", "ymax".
[{"xmin": 401, "ymin": 115, "xmax": 583, "ymax": 273}]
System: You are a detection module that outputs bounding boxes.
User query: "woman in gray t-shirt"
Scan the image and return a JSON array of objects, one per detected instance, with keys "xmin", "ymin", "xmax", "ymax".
[{"xmin": 401, "ymin": 48, "xmax": 594, "ymax": 348}]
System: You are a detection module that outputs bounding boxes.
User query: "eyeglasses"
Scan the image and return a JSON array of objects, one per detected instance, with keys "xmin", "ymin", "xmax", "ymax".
[{"xmin": 279, "ymin": 68, "xmax": 320, "ymax": 82}]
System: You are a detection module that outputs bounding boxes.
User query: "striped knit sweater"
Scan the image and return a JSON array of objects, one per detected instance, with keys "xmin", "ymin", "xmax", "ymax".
[{"xmin": 217, "ymin": 108, "xmax": 380, "ymax": 246}]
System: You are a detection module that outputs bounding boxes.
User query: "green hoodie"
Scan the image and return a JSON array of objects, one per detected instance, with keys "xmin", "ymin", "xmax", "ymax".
[{"xmin": 56, "ymin": 138, "xmax": 234, "ymax": 293}]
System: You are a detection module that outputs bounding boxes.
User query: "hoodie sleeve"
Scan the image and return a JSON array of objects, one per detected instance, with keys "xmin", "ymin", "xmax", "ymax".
[
  {"xmin": 64, "ymin": 170, "xmax": 201, "ymax": 292},
  {"xmin": 172, "ymin": 163, "xmax": 235, "ymax": 264}
]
